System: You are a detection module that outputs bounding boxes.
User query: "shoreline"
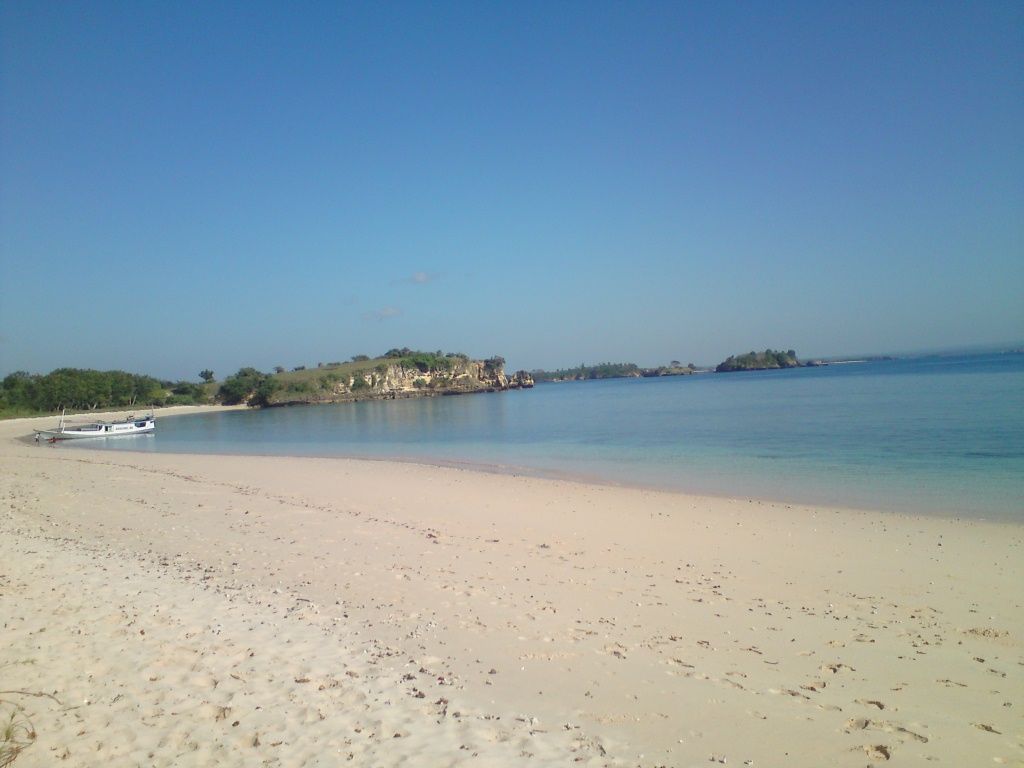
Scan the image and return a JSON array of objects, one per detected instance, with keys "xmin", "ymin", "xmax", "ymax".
[
  {"xmin": 2, "ymin": 410, "xmax": 1022, "ymax": 766},
  {"xmin": 33, "ymin": 405, "xmax": 1020, "ymax": 523}
]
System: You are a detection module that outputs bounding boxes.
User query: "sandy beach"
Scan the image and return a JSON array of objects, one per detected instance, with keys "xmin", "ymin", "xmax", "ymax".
[{"xmin": 1, "ymin": 407, "xmax": 1021, "ymax": 767}]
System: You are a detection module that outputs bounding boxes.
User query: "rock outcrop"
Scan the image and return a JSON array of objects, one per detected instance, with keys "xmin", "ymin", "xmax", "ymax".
[
  {"xmin": 270, "ymin": 359, "xmax": 533, "ymax": 406},
  {"xmin": 341, "ymin": 361, "xmax": 533, "ymax": 400},
  {"xmin": 715, "ymin": 349, "xmax": 801, "ymax": 373}
]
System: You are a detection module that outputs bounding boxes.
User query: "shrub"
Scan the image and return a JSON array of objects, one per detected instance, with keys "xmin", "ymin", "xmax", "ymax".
[{"xmin": 0, "ymin": 699, "xmax": 35, "ymax": 766}]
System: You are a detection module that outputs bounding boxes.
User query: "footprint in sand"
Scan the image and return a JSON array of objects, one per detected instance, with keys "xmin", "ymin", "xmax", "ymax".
[
  {"xmin": 847, "ymin": 717, "xmax": 929, "ymax": 743},
  {"xmin": 973, "ymin": 723, "xmax": 1001, "ymax": 734},
  {"xmin": 863, "ymin": 743, "xmax": 891, "ymax": 761},
  {"xmin": 856, "ymin": 698, "xmax": 885, "ymax": 710},
  {"xmin": 768, "ymin": 687, "xmax": 811, "ymax": 701},
  {"xmin": 799, "ymin": 680, "xmax": 827, "ymax": 692}
]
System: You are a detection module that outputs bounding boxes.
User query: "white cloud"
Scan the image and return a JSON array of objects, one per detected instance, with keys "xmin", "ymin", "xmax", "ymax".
[
  {"xmin": 394, "ymin": 271, "xmax": 442, "ymax": 285},
  {"xmin": 364, "ymin": 306, "xmax": 404, "ymax": 321}
]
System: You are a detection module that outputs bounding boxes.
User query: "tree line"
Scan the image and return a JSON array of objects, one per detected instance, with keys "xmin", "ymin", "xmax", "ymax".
[
  {"xmin": 532, "ymin": 363, "xmax": 642, "ymax": 382},
  {"xmin": 0, "ymin": 368, "xmax": 211, "ymax": 415}
]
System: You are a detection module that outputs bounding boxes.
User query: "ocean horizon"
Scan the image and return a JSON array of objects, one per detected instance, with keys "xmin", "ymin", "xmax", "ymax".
[{"xmin": 60, "ymin": 352, "xmax": 1024, "ymax": 521}]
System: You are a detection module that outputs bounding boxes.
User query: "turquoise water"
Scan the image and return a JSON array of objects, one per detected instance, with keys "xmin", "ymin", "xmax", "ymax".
[{"xmin": 76, "ymin": 353, "xmax": 1024, "ymax": 520}]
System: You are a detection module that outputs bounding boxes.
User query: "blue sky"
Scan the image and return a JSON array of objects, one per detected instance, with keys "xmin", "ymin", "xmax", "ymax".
[{"xmin": 2, "ymin": 1, "xmax": 1021, "ymax": 380}]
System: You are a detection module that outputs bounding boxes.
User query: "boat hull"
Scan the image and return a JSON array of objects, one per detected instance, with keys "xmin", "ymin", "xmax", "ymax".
[{"xmin": 35, "ymin": 417, "xmax": 155, "ymax": 440}]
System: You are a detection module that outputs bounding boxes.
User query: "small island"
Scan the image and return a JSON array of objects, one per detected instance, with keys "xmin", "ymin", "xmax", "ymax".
[{"xmin": 715, "ymin": 349, "xmax": 801, "ymax": 372}]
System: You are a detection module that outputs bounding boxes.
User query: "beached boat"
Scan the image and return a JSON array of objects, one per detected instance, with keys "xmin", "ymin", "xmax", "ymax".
[{"xmin": 35, "ymin": 412, "xmax": 155, "ymax": 441}]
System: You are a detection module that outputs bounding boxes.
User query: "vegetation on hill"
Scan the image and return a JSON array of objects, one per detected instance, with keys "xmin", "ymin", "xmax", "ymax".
[
  {"xmin": 218, "ymin": 368, "xmax": 281, "ymax": 407},
  {"xmin": 642, "ymin": 362, "xmax": 698, "ymax": 377},
  {"xmin": 715, "ymin": 349, "xmax": 801, "ymax": 372},
  {"xmin": 532, "ymin": 361, "xmax": 699, "ymax": 382},
  {"xmin": 532, "ymin": 363, "xmax": 642, "ymax": 382},
  {"xmin": 0, "ymin": 348, "xmax": 525, "ymax": 417},
  {"xmin": 219, "ymin": 350, "xmax": 527, "ymax": 407}
]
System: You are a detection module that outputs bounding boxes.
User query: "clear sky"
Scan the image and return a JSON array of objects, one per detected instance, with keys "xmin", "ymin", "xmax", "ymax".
[{"xmin": 2, "ymin": 1, "xmax": 1021, "ymax": 380}]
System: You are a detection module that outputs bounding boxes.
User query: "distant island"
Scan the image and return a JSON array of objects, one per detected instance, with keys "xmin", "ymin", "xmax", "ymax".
[
  {"xmin": 715, "ymin": 349, "xmax": 802, "ymax": 372},
  {"xmin": 532, "ymin": 362, "xmax": 699, "ymax": 382}
]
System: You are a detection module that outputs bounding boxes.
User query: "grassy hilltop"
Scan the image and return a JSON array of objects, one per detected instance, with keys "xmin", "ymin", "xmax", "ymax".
[{"xmin": 218, "ymin": 350, "xmax": 531, "ymax": 407}]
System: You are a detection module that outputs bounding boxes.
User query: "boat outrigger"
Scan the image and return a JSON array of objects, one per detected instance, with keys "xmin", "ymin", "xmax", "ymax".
[{"xmin": 35, "ymin": 411, "xmax": 156, "ymax": 442}]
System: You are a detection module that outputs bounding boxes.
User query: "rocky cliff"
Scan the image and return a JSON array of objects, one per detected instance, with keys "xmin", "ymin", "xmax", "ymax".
[
  {"xmin": 270, "ymin": 358, "xmax": 533, "ymax": 406},
  {"xmin": 341, "ymin": 360, "xmax": 533, "ymax": 400}
]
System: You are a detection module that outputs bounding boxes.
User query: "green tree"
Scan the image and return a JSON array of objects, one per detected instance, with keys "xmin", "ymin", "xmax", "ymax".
[
  {"xmin": 219, "ymin": 368, "xmax": 266, "ymax": 405},
  {"xmin": 0, "ymin": 371, "xmax": 37, "ymax": 413},
  {"xmin": 0, "ymin": 368, "xmax": 165, "ymax": 413},
  {"xmin": 251, "ymin": 376, "xmax": 281, "ymax": 407},
  {"xmin": 216, "ymin": 368, "xmax": 282, "ymax": 407}
]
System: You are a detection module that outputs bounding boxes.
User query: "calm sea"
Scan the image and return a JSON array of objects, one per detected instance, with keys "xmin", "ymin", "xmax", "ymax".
[{"xmin": 73, "ymin": 353, "xmax": 1024, "ymax": 520}]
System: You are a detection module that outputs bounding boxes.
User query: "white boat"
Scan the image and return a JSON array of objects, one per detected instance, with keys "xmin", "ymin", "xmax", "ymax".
[{"xmin": 35, "ymin": 411, "xmax": 155, "ymax": 441}]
